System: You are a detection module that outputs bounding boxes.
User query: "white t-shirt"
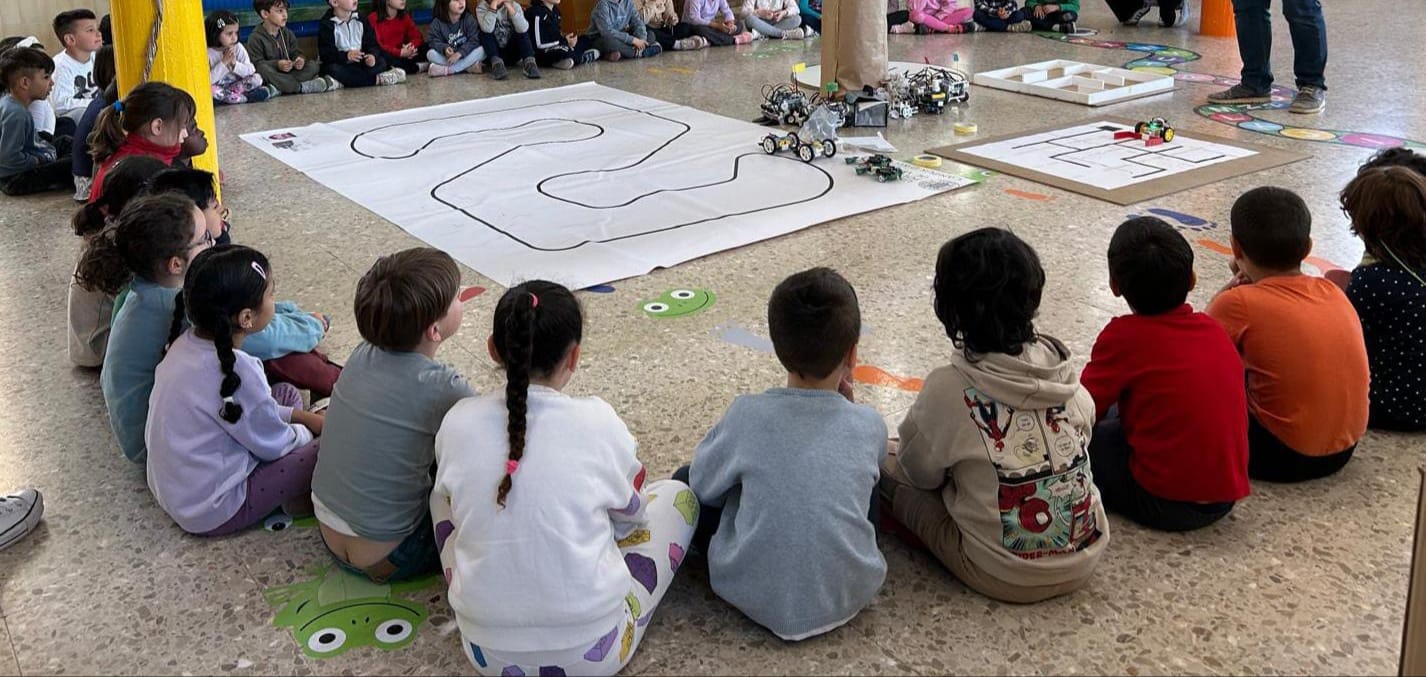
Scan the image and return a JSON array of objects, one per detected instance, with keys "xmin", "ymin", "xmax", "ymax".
[{"xmin": 50, "ymin": 51, "xmax": 99, "ymax": 116}]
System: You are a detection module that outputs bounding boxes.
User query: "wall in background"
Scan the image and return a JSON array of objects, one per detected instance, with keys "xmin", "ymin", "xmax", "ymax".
[{"xmin": 0, "ymin": 0, "xmax": 110, "ymax": 50}]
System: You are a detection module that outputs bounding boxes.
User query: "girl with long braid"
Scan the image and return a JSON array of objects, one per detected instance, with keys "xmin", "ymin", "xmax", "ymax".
[
  {"xmin": 432, "ymin": 281, "xmax": 698, "ymax": 676},
  {"xmin": 146, "ymin": 245, "xmax": 324, "ymax": 536}
]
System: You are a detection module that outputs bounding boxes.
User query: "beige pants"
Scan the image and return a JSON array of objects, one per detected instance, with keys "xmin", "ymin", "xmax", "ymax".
[{"xmin": 879, "ymin": 458, "xmax": 1091, "ymax": 604}]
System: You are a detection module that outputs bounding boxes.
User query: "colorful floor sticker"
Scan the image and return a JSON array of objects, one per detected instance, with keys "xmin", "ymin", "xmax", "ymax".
[
  {"xmin": 1126, "ymin": 207, "xmax": 1219, "ymax": 232},
  {"xmin": 263, "ymin": 565, "xmax": 441, "ymax": 659},
  {"xmin": 641, "ymin": 288, "xmax": 716, "ymax": 318},
  {"xmin": 459, "ymin": 286, "xmax": 487, "ymax": 302},
  {"xmin": 1038, "ymin": 33, "xmax": 1426, "ymax": 151},
  {"xmin": 1005, "ymin": 188, "xmax": 1054, "ymax": 201},
  {"xmin": 1194, "ymin": 236, "xmax": 1346, "ymax": 277}
]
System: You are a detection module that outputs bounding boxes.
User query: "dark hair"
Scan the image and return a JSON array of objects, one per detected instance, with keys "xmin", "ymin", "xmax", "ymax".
[
  {"xmin": 491, "ymin": 281, "xmax": 583, "ymax": 508},
  {"xmin": 205, "ymin": 10, "xmax": 242, "ymax": 48},
  {"xmin": 171, "ymin": 245, "xmax": 273, "ymax": 424},
  {"xmin": 71, "ymin": 155, "xmax": 169, "ymax": 237},
  {"xmin": 934, "ymin": 228, "xmax": 1044, "ymax": 357},
  {"xmin": 1108, "ymin": 216, "xmax": 1194, "ymax": 315},
  {"xmin": 100, "ymin": 15, "xmax": 112, "ymax": 44},
  {"xmin": 354, "ymin": 248, "xmax": 461, "ymax": 351},
  {"xmin": 254, "ymin": 0, "xmax": 291, "ymax": 15},
  {"xmin": 0, "ymin": 46, "xmax": 54, "ymax": 92},
  {"xmin": 92, "ymin": 45, "xmax": 115, "ymax": 90},
  {"xmin": 75, "ymin": 192, "xmax": 198, "ymax": 295},
  {"xmin": 768, "ymin": 268, "xmax": 861, "ymax": 379},
  {"xmin": 434, "ymin": 0, "xmax": 468, "ymax": 25},
  {"xmin": 1359, "ymin": 147, "xmax": 1426, "ymax": 177},
  {"xmin": 1340, "ymin": 166, "xmax": 1426, "ymax": 270},
  {"xmin": 148, "ymin": 168, "xmax": 217, "ymax": 212},
  {"xmin": 90, "ymin": 81, "xmax": 196, "ymax": 166},
  {"xmin": 372, "ymin": 0, "xmax": 407, "ymax": 21},
  {"xmin": 1230, "ymin": 186, "xmax": 1312, "ymax": 270},
  {"xmin": 53, "ymin": 9, "xmax": 97, "ymax": 43}
]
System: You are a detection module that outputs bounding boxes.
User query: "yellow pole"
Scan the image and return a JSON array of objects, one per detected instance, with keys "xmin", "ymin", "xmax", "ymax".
[{"xmin": 110, "ymin": 0, "xmax": 220, "ymax": 182}]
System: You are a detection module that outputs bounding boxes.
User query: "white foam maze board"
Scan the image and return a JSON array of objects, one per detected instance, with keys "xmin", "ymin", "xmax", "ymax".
[
  {"xmin": 242, "ymin": 83, "xmax": 972, "ymax": 289},
  {"xmin": 973, "ymin": 60, "xmax": 1174, "ymax": 106}
]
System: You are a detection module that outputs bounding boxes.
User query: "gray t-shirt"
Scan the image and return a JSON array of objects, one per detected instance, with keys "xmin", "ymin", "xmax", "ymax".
[
  {"xmin": 690, "ymin": 387, "xmax": 888, "ymax": 640},
  {"xmin": 312, "ymin": 342, "xmax": 475, "ymax": 541}
]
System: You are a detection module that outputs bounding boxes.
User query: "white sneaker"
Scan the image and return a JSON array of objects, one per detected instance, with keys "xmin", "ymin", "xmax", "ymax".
[
  {"xmin": 72, "ymin": 175, "xmax": 92, "ymax": 202},
  {"xmin": 783, "ymin": 27, "xmax": 806, "ymax": 40},
  {"xmin": 377, "ymin": 68, "xmax": 407, "ymax": 86},
  {"xmin": 751, "ymin": 29, "xmax": 767, "ymax": 41},
  {"xmin": 0, "ymin": 488, "xmax": 43, "ymax": 552}
]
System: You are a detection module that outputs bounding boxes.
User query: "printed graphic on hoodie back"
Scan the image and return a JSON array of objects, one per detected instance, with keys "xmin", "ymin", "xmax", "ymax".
[{"xmin": 963, "ymin": 388, "xmax": 1102, "ymax": 559}]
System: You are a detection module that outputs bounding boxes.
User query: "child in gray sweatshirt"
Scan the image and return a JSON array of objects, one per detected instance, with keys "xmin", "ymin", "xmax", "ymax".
[{"xmin": 675, "ymin": 268, "xmax": 886, "ymax": 641}]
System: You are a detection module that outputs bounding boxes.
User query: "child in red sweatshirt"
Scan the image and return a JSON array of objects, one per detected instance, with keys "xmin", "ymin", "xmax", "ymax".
[
  {"xmin": 369, "ymin": 0, "xmax": 426, "ymax": 74},
  {"xmin": 1081, "ymin": 216, "xmax": 1250, "ymax": 531}
]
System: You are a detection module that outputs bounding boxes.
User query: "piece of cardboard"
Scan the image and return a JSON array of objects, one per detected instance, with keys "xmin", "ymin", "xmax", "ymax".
[
  {"xmin": 820, "ymin": 1, "xmax": 888, "ymax": 95},
  {"xmin": 927, "ymin": 117, "xmax": 1307, "ymax": 205},
  {"xmin": 1403, "ymin": 467, "xmax": 1426, "ymax": 677}
]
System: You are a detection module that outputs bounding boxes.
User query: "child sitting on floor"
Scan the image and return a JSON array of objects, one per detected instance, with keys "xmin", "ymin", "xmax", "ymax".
[
  {"xmin": 88, "ymin": 81, "xmax": 194, "ymax": 201},
  {"xmin": 676, "ymin": 267, "xmax": 885, "ymax": 641},
  {"xmin": 476, "ymin": 0, "xmax": 541, "ymax": 80},
  {"xmin": 908, "ymin": 0, "xmax": 977, "ymax": 34},
  {"xmin": 880, "ymin": 227, "xmax": 1107, "ymax": 603},
  {"xmin": 1024, "ymin": 0, "xmax": 1077, "ymax": 32},
  {"xmin": 527, "ymin": 0, "xmax": 600, "ymax": 69},
  {"xmin": 0, "ymin": 47, "xmax": 71, "ymax": 196},
  {"xmin": 1339, "ymin": 164, "xmax": 1426, "ymax": 432},
  {"xmin": 974, "ymin": 0, "xmax": 1030, "ymax": 32},
  {"xmin": 683, "ymin": 0, "xmax": 752, "ymax": 46},
  {"xmin": 1080, "ymin": 217, "xmax": 1250, "ymax": 532},
  {"xmin": 206, "ymin": 11, "xmax": 276, "ymax": 105},
  {"xmin": 69, "ymin": 45, "xmax": 113, "ymax": 201},
  {"xmin": 741, "ymin": 0, "xmax": 806, "ymax": 40},
  {"xmin": 637, "ymin": 0, "xmax": 707, "ymax": 51},
  {"xmin": 1206, "ymin": 187, "xmax": 1369, "ymax": 481},
  {"xmin": 319, "ymin": 0, "xmax": 408, "ymax": 88},
  {"xmin": 434, "ymin": 281, "xmax": 696, "ymax": 676},
  {"xmin": 148, "ymin": 245, "xmax": 325, "ymax": 536},
  {"xmin": 48, "ymin": 10, "xmax": 102, "ymax": 123},
  {"xmin": 427, "ymin": 0, "xmax": 487, "ymax": 76},
  {"xmin": 369, "ymin": 0, "xmax": 427, "ymax": 75},
  {"xmin": 585, "ymin": 0, "xmax": 662, "ymax": 61},
  {"xmin": 248, "ymin": 0, "xmax": 337, "ymax": 95},
  {"xmin": 312, "ymin": 248, "xmax": 475, "ymax": 583}
]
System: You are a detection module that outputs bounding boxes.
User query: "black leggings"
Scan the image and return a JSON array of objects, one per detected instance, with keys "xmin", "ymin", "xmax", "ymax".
[
  {"xmin": 1104, "ymin": 0, "xmax": 1183, "ymax": 22},
  {"xmin": 1028, "ymin": 8, "xmax": 1077, "ymax": 29},
  {"xmin": 1247, "ymin": 415, "xmax": 1356, "ymax": 483},
  {"xmin": 380, "ymin": 49, "xmax": 425, "ymax": 74},
  {"xmin": 1088, "ymin": 408, "xmax": 1235, "ymax": 532},
  {"xmin": 321, "ymin": 53, "xmax": 390, "ymax": 88}
]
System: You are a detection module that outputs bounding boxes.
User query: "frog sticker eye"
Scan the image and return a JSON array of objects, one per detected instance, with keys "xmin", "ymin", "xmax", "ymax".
[
  {"xmin": 643, "ymin": 301, "xmax": 670, "ymax": 314},
  {"xmin": 670, "ymin": 289, "xmax": 695, "ymax": 300},
  {"xmin": 307, "ymin": 628, "xmax": 347, "ymax": 654},
  {"xmin": 375, "ymin": 619, "xmax": 414, "ymax": 645}
]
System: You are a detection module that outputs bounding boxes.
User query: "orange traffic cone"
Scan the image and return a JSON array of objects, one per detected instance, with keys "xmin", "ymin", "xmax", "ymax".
[{"xmin": 1200, "ymin": 0, "xmax": 1236, "ymax": 37}]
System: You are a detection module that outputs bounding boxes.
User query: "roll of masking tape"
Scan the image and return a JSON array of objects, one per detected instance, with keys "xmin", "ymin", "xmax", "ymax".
[
  {"xmin": 913, "ymin": 154, "xmax": 943, "ymax": 168},
  {"xmin": 954, "ymin": 122, "xmax": 979, "ymax": 135}
]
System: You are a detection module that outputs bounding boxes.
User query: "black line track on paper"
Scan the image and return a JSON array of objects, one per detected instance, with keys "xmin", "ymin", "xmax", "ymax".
[
  {"xmin": 348, "ymin": 97, "xmax": 834, "ymax": 252},
  {"xmin": 1008, "ymin": 124, "xmax": 1229, "ymax": 180}
]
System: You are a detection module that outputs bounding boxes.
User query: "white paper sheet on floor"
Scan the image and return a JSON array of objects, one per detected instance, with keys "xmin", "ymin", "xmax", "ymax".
[{"xmin": 241, "ymin": 82, "xmax": 972, "ymax": 289}]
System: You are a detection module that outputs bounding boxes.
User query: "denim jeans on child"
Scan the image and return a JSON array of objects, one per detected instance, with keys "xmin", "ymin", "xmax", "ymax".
[{"xmin": 1231, "ymin": 0, "xmax": 1327, "ymax": 93}]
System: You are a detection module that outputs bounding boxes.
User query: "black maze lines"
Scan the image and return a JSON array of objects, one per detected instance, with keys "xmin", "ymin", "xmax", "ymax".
[{"xmin": 1010, "ymin": 124, "xmax": 1229, "ymax": 179}]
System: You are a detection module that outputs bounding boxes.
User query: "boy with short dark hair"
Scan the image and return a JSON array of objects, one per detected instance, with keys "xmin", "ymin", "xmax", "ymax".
[
  {"xmin": 0, "ymin": 47, "xmax": 71, "ymax": 196},
  {"xmin": 1206, "ymin": 187, "xmax": 1370, "ymax": 482},
  {"xmin": 675, "ymin": 267, "xmax": 886, "ymax": 641},
  {"xmin": 248, "ymin": 0, "xmax": 337, "ymax": 95},
  {"xmin": 312, "ymin": 248, "xmax": 475, "ymax": 583},
  {"xmin": 50, "ymin": 9, "xmax": 102, "ymax": 121},
  {"xmin": 1081, "ymin": 217, "xmax": 1250, "ymax": 532}
]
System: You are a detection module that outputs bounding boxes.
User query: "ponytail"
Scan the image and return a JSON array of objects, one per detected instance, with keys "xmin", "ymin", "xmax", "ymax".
[
  {"xmin": 88, "ymin": 104, "xmax": 126, "ymax": 166},
  {"xmin": 490, "ymin": 281, "xmax": 584, "ymax": 508},
  {"xmin": 180, "ymin": 245, "xmax": 273, "ymax": 426},
  {"xmin": 165, "ymin": 290, "xmax": 186, "ymax": 352},
  {"xmin": 89, "ymin": 82, "xmax": 197, "ymax": 166}
]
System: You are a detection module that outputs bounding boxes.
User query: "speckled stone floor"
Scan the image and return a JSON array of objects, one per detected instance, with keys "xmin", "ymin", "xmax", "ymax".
[{"xmin": 3, "ymin": 1, "xmax": 1424, "ymax": 675}]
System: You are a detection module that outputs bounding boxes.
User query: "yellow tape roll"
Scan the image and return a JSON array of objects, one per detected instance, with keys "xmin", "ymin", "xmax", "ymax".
[
  {"xmin": 954, "ymin": 122, "xmax": 979, "ymax": 136},
  {"xmin": 913, "ymin": 154, "xmax": 943, "ymax": 168}
]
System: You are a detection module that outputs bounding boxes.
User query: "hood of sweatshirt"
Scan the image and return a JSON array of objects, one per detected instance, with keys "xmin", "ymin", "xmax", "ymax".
[{"xmin": 949, "ymin": 335, "xmax": 1080, "ymax": 410}]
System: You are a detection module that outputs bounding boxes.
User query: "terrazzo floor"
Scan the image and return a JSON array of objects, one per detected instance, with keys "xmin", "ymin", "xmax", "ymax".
[{"xmin": 2, "ymin": 1, "xmax": 1424, "ymax": 674}]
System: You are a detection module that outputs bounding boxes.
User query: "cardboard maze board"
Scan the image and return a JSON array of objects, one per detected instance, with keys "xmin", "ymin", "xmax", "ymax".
[
  {"xmin": 973, "ymin": 60, "xmax": 1175, "ymax": 106},
  {"xmin": 929, "ymin": 118, "xmax": 1305, "ymax": 205},
  {"xmin": 242, "ymin": 83, "xmax": 973, "ymax": 289}
]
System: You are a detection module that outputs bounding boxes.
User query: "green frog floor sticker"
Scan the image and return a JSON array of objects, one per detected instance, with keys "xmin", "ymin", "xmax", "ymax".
[
  {"xmin": 640, "ymin": 288, "xmax": 715, "ymax": 318},
  {"xmin": 263, "ymin": 566, "xmax": 439, "ymax": 659}
]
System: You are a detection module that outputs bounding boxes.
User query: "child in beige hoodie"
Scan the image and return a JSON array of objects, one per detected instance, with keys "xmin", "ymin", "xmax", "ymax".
[{"xmin": 881, "ymin": 227, "xmax": 1109, "ymax": 603}]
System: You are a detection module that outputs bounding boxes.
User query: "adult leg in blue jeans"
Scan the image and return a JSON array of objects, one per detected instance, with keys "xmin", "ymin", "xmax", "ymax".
[{"xmin": 1212, "ymin": 0, "xmax": 1327, "ymax": 111}]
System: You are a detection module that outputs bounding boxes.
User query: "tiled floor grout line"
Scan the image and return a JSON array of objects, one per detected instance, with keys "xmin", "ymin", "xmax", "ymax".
[{"xmin": 3, "ymin": 615, "xmax": 22, "ymax": 677}]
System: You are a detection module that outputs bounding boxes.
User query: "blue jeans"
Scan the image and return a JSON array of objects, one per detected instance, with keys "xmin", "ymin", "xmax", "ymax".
[
  {"xmin": 427, "ymin": 47, "xmax": 486, "ymax": 73},
  {"xmin": 328, "ymin": 513, "xmax": 441, "ymax": 583},
  {"xmin": 1231, "ymin": 0, "xmax": 1328, "ymax": 93}
]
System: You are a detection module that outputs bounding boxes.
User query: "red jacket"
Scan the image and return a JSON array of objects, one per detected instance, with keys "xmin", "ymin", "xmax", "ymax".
[
  {"xmin": 89, "ymin": 134, "xmax": 182, "ymax": 204},
  {"xmin": 367, "ymin": 11, "xmax": 424, "ymax": 57}
]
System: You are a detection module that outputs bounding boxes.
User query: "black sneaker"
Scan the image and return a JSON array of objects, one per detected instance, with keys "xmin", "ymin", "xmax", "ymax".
[
  {"xmin": 1124, "ymin": 0, "xmax": 1155, "ymax": 25},
  {"xmin": 1058, "ymin": 21, "xmax": 1077, "ymax": 33},
  {"xmin": 491, "ymin": 58, "xmax": 509, "ymax": 81}
]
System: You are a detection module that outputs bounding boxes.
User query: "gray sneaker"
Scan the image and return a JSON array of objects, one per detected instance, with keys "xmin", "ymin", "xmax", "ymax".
[
  {"xmin": 0, "ymin": 488, "xmax": 43, "ymax": 552},
  {"xmin": 1289, "ymin": 86, "xmax": 1326, "ymax": 114},
  {"xmin": 491, "ymin": 58, "xmax": 509, "ymax": 80},
  {"xmin": 1206, "ymin": 84, "xmax": 1272, "ymax": 104},
  {"xmin": 521, "ymin": 57, "xmax": 542, "ymax": 79},
  {"xmin": 1124, "ymin": 0, "xmax": 1155, "ymax": 25}
]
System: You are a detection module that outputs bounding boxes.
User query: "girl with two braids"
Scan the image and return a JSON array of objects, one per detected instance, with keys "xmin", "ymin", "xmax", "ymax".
[
  {"xmin": 146, "ymin": 245, "xmax": 325, "ymax": 536},
  {"xmin": 431, "ymin": 281, "xmax": 697, "ymax": 676}
]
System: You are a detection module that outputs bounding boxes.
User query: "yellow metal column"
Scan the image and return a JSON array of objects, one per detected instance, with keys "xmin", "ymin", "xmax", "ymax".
[{"xmin": 110, "ymin": 0, "xmax": 219, "ymax": 178}]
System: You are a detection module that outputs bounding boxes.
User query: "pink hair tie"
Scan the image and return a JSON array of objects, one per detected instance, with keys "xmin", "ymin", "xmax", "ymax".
[
  {"xmin": 505, "ymin": 460, "xmax": 520, "ymax": 475},
  {"xmin": 529, "ymin": 293, "xmax": 539, "ymax": 308}
]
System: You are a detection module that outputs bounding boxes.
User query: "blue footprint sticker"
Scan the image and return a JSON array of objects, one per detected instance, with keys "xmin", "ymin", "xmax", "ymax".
[{"xmin": 1127, "ymin": 207, "xmax": 1218, "ymax": 232}]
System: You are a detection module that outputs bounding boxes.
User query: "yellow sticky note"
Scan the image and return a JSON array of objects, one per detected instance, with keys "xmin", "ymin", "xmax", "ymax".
[{"xmin": 793, "ymin": 62, "xmax": 807, "ymax": 73}]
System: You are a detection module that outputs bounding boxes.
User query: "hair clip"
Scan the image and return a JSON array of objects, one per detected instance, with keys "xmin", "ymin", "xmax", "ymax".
[
  {"xmin": 505, "ymin": 460, "xmax": 520, "ymax": 476},
  {"xmin": 16, "ymin": 37, "xmax": 41, "ymax": 49},
  {"xmin": 216, "ymin": 18, "xmax": 227, "ymax": 28},
  {"xmin": 112, "ymin": 101, "xmax": 123, "ymax": 113},
  {"xmin": 528, "ymin": 292, "xmax": 539, "ymax": 308},
  {"xmin": 250, "ymin": 261, "xmax": 268, "ymax": 279}
]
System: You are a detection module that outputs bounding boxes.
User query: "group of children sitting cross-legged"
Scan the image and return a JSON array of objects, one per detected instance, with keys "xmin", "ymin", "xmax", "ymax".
[{"xmin": 885, "ymin": 0, "xmax": 1080, "ymax": 35}]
